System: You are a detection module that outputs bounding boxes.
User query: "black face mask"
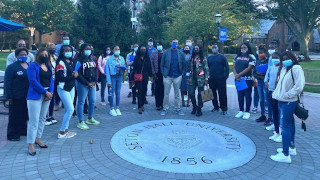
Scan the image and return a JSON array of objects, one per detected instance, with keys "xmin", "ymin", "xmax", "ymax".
[
  {"xmin": 48, "ymin": 49, "xmax": 56, "ymax": 55},
  {"xmin": 140, "ymin": 50, "xmax": 146, "ymax": 55},
  {"xmin": 183, "ymin": 50, "xmax": 190, "ymax": 54},
  {"xmin": 39, "ymin": 56, "xmax": 49, "ymax": 64},
  {"xmin": 194, "ymin": 50, "xmax": 199, "ymax": 54}
]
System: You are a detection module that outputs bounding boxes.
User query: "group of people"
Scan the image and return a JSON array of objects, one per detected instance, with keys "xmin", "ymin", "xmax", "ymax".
[{"xmin": 4, "ymin": 35, "xmax": 305, "ymax": 163}]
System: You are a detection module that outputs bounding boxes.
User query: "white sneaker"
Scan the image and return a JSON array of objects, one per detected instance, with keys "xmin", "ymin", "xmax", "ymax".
[
  {"xmin": 266, "ymin": 124, "xmax": 275, "ymax": 131},
  {"xmin": 58, "ymin": 132, "xmax": 76, "ymax": 139},
  {"xmin": 273, "ymin": 135, "xmax": 282, "ymax": 143},
  {"xmin": 270, "ymin": 152, "xmax": 291, "ymax": 163},
  {"xmin": 235, "ymin": 111, "xmax": 244, "ymax": 118},
  {"xmin": 242, "ymin": 112, "xmax": 250, "ymax": 119},
  {"xmin": 115, "ymin": 108, "xmax": 122, "ymax": 116},
  {"xmin": 277, "ymin": 147, "xmax": 297, "ymax": 156},
  {"xmin": 100, "ymin": 102, "xmax": 106, "ymax": 106},
  {"xmin": 269, "ymin": 133, "xmax": 280, "ymax": 140},
  {"xmin": 45, "ymin": 121, "xmax": 52, "ymax": 126},
  {"xmin": 110, "ymin": 109, "xmax": 117, "ymax": 116}
]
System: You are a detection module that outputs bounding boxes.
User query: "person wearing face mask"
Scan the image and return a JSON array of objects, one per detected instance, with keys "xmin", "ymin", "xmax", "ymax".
[
  {"xmin": 233, "ymin": 42, "xmax": 256, "ymax": 120},
  {"xmin": 180, "ymin": 39, "xmax": 194, "ymax": 54},
  {"xmin": 6, "ymin": 39, "xmax": 35, "ymax": 67},
  {"xmin": 126, "ymin": 44, "xmax": 138, "ymax": 102},
  {"xmin": 151, "ymin": 41, "xmax": 165, "ymax": 110},
  {"xmin": 98, "ymin": 45, "xmax": 112, "ymax": 106},
  {"xmin": 253, "ymin": 46, "xmax": 270, "ymax": 124},
  {"xmin": 75, "ymin": 43, "xmax": 100, "ymax": 130},
  {"xmin": 133, "ymin": 46, "xmax": 153, "ymax": 114},
  {"xmin": 45, "ymin": 43, "xmax": 59, "ymax": 126},
  {"xmin": 55, "ymin": 45, "xmax": 78, "ymax": 138},
  {"xmin": 4, "ymin": 48, "xmax": 30, "ymax": 141},
  {"xmin": 26, "ymin": 49, "xmax": 54, "ymax": 156},
  {"xmin": 180, "ymin": 45, "xmax": 191, "ymax": 107},
  {"xmin": 160, "ymin": 39, "xmax": 187, "ymax": 116},
  {"xmin": 265, "ymin": 52, "xmax": 282, "ymax": 143},
  {"xmin": 147, "ymin": 38, "xmax": 157, "ymax": 97},
  {"xmin": 207, "ymin": 44, "xmax": 229, "ymax": 115},
  {"xmin": 55, "ymin": 33, "xmax": 71, "ymax": 57},
  {"xmin": 270, "ymin": 51, "xmax": 305, "ymax": 163},
  {"xmin": 105, "ymin": 45, "xmax": 126, "ymax": 117}
]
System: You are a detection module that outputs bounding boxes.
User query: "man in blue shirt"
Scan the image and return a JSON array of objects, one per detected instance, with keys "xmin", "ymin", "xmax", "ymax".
[
  {"xmin": 180, "ymin": 39, "xmax": 194, "ymax": 53},
  {"xmin": 160, "ymin": 39, "xmax": 186, "ymax": 116}
]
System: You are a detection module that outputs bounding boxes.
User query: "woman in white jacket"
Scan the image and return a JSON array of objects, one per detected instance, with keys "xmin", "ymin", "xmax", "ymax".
[{"xmin": 270, "ymin": 51, "xmax": 305, "ymax": 163}]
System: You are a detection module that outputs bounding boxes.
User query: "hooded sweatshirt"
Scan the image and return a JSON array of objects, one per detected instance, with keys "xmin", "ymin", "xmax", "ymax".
[{"xmin": 76, "ymin": 56, "xmax": 97, "ymax": 86}]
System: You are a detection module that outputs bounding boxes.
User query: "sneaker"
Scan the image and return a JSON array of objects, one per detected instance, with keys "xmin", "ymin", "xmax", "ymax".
[
  {"xmin": 243, "ymin": 112, "xmax": 250, "ymax": 119},
  {"xmin": 132, "ymin": 99, "xmax": 136, "ymax": 104},
  {"xmin": 160, "ymin": 110, "xmax": 167, "ymax": 116},
  {"xmin": 77, "ymin": 121, "xmax": 89, "ymax": 130},
  {"xmin": 264, "ymin": 118, "xmax": 272, "ymax": 126},
  {"xmin": 255, "ymin": 115, "xmax": 266, "ymax": 122},
  {"xmin": 221, "ymin": 111, "xmax": 227, "ymax": 115},
  {"xmin": 277, "ymin": 147, "xmax": 297, "ymax": 156},
  {"xmin": 266, "ymin": 124, "xmax": 275, "ymax": 131},
  {"xmin": 251, "ymin": 107, "xmax": 258, "ymax": 114},
  {"xmin": 110, "ymin": 109, "xmax": 117, "ymax": 116},
  {"xmin": 191, "ymin": 108, "xmax": 197, "ymax": 114},
  {"xmin": 128, "ymin": 92, "xmax": 132, "ymax": 97},
  {"xmin": 176, "ymin": 110, "xmax": 184, "ymax": 116},
  {"xmin": 100, "ymin": 102, "xmax": 106, "ymax": 106},
  {"xmin": 273, "ymin": 135, "xmax": 282, "ymax": 143},
  {"xmin": 67, "ymin": 131, "xmax": 77, "ymax": 137},
  {"xmin": 211, "ymin": 109, "xmax": 219, "ymax": 112},
  {"xmin": 51, "ymin": 117, "xmax": 57, "ymax": 124},
  {"xmin": 269, "ymin": 133, "xmax": 279, "ymax": 140},
  {"xmin": 270, "ymin": 152, "xmax": 291, "ymax": 163},
  {"xmin": 58, "ymin": 132, "xmax": 76, "ymax": 139},
  {"xmin": 45, "ymin": 121, "xmax": 53, "ymax": 126},
  {"xmin": 86, "ymin": 118, "xmax": 100, "ymax": 125},
  {"xmin": 72, "ymin": 111, "xmax": 77, "ymax": 117},
  {"xmin": 196, "ymin": 109, "xmax": 202, "ymax": 116},
  {"xmin": 235, "ymin": 111, "xmax": 244, "ymax": 118},
  {"xmin": 115, "ymin": 109, "xmax": 122, "ymax": 116}
]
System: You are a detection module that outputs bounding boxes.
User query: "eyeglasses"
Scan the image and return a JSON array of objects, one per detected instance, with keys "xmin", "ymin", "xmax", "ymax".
[{"xmin": 18, "ymin": 44, "xmax": 26, "ymax": 47}]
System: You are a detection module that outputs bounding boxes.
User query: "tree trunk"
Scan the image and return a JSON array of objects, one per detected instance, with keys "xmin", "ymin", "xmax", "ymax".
[
  {"xmin": 38, "ymin": 31, "xmax": 42, "ymax": 48},
  {"xmin": 0, "ymin": 32, "xmax": 5, "ymax": 52},
  {"xmin": 299, "ymin": 32, "xmax": 311, "ymax": 61}
]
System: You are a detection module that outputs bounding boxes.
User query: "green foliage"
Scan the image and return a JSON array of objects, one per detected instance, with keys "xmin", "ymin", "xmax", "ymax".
[{"xmin": 72, "ymin": 0, "xmax": 132, "ymax": 55}]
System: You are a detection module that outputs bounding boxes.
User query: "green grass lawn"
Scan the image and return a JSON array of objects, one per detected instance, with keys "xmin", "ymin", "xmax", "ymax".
[{"xmin": 0, "ymin": 52, "xmax": 9, "ymax": 71}]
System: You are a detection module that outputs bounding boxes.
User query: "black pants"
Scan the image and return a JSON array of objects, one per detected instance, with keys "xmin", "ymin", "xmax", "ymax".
[
  {"xmin": 54, "ymin": 81, "xmax": 61, "ymax": 106},
  {"xmin": 48, "ymin": 92, "xmax": 55, "ymax": 117},
  {"xmin": 7, "ymin": 99, "xmax": 28, "ymax": 139},
  {"xmin": 272, "ymin": 98, "xmax": 280, "ymax": 134},
  {"xmin": 136, "ymin": 79, "xmax": 148, "ymax": 108},
  {"xmin": 155, "ymin": 74, "xmax": 164, "ymax": 108},
  {"xmin": 132, "ymin": 83, "xmax": 137, "ymax": 100},
  {"xmin": 209, "ymin": 78, "xmax": 228, "ymax": 111},
  {"xmin": 189, "ymin": 83, "xmax": 204, "ymax": 109},
  {"xmin": 237, "ymin": 80, "xmax": 253, "ymax": 112}
]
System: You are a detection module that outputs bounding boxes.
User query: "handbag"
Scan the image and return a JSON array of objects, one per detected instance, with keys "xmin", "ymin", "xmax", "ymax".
[
  {"xmin": 201, "ymin": 85, "xmax": 214, "ymax": 102},
  {"xmin": 134, "ymin": 60, "xmax": 145, "ymax": 82},
  {"xmin": 290, "ymin": 69, "xmax": 309, "ymax": 121}
]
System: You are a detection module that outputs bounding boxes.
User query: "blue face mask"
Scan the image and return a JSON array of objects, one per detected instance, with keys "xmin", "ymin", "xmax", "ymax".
[
  {"xmin": 114, "ymin": 50, "xmax": 120, "ymax": 56},
  {"xmin": 63, "ymin": 40, "xmax": 70, "ymax": 45},
  {"xmin": 157, "ymin": 45, "xmax": 163, "ymax": 51},
  {"xmin": 133, "ymin": 47, "xmax": 138, "ymax": 52},
  {"xmin": 84, "ymin": 50, "xmax": 91, "ymax": 56},
  {"xmin": 272, "ymin": 59, "xmax": 280, "ymax": 65},
  {"xmin": 282, "ymin": 59, "xmax": 293, "ymax": 67},
  {"xmin": 17, "ymin": 56, "xmax": 28, "ymax": 62},
  {"xmin": 64, "ymin": 52, "xmax": 72, "ymax": 59},
  {"xmin": 212, "ymin": 48, "xmax": 218, "ymax": 54},
  {"xmin": 171, "ymin": 42, "xmax": 178, "ymax": 49}
]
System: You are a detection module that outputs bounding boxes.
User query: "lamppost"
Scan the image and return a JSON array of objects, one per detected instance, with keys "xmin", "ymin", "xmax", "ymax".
[
  {"xmin": 131, "ymin": 0, "xmax": 138, "ymax": 44},
  {"xmin": 215, "ymin": 13, "xmax": 222, "ymax": 50}
]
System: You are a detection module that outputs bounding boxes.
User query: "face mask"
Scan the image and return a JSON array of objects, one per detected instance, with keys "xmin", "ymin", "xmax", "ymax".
[
  {"xmin": 183, "ymin": 50, "xmax": 190, "ymax": 54},
  {"xmin": 39, "ymin": 56, "xmax": 49, "ymax": 64},
  {"xmin": 140, "ymin": 50, "xmax": 146, "ymax": 55},
  {"xmin": 64, "ymin": 52, "xmax": 72, "ymax": 59},
  {"xmin": 212, "ymin": 48, "xmax": 218, "ymax": 54},
  {"xmin": 106, "ymin": 50, "xmax": 111, "ymax": 55},
  {"xmin": 114, "ymin": 50, "xmax": 120, "ymax": 56},
  {"xmin": 84, "ymin": 50, "xmax": 91, "ymax": 56},
  {"xmin": 157, "ymin": 45, "xmax": 163, "ymax": 51},
  {"xmin": 49, "ymin": 49, "xmax": 56, "ymax": 55},
  {"xmin": 258, "ymin": 54, "xmax": 266, "ymax": 59},
  {"xmin": 272, "ymin": 59, "xmax": 280, "ymax": 65},
  {"xmin": 17, "ymin": 56, "xmax": 28, "ymax": 62},
  {"xmin": 282, "ymin": 59, "xmax": 293, "ymax": 67},
  {"xmin": 63, "ymin": 40, "xmax": 70, "ymax": 45},
  {"xmin": 133, "ymin": 47, "xmax": 138, "ymax": 52},
  {"xmin": 148, "ymin": 42, "xmax": 153, "ymax": 47},
  {"xmin": 186, "ymin": 42, "xmax": 192, "ymax": 46},
  {"xmin": 241, "ymin": 49, "xmax": 247, "ymax": 54},
  {"xmin": 171, "ymin": 42, "xmax": 178, "ymax": 49},
  {"xmin": 194, "ymin": 49, "xmax": 199, "ymax": 54},
  {"xmin": 268, "ymin": 49, "xmax": 275, "ymax": 55}
]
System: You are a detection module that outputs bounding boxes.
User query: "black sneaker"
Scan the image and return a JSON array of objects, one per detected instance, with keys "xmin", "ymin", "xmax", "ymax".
[
  {"xmin": 256, "ymin": 115, "xmax": 267, "ymax": 122},
  {"xmin": 132, "ymin": 99, "xmax": 136, "ymax": 104},
  {"xmin": 196, "ymin": 108, "xmax": 203, "ymax": 117},
  {"xmin": 128, "ymin": 92, "xmax": 132, "ymax": 97},
  {"xmin": 221, "ymin": 111, "xmax": 227, "ymax": 115},
  {"xmin": 191, "ymin": 107, "xmax": 197, "ymax": 114},
  {"xmin": 264, "ymin": 118, "xmax": 273, "ymax": 126},
  {"xmin": 211, "ymin": 108, "xmax": 219, "ymax": 112}
]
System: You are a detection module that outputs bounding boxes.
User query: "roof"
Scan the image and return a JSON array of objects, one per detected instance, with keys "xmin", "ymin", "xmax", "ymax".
[{"xmin": 244, "ymin": 19, "xmax": 276, "ymax": 39}]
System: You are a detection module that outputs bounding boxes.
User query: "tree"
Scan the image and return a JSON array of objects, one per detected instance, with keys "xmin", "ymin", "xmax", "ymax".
[
  {"xmin": 138, "ymin": 0, "xmax": 180, "ymax": 44},
  {"xmin": 72, "ymin": 0, "xmax": 132, "ymax": 54},
  {"xmin": 267, "ymin": 0, "xmax": 320, "ymax": 61},
  {"xmin": 164, "ymin": 0, "xmax": 258, "ymax": 54}
]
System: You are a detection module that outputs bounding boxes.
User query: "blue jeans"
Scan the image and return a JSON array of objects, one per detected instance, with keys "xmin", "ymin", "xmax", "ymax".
[
  {"xmin": 257, "ymin": 80, "xmax": 268, "ymax": 115},
  {"xmin": 57, "ymin": 87, "xmax": 75, "ymax": 131},
  {"xmin": 253, "ymin": 86, "xmax": 259, "ymax": 108},
  {"xmin": 237, "ymin": 80, "xmax": 253, "ymax": 112},
  {"xmin": 279, "ymin": 101, "xmax": 298, "ymax": 155},
  {"xmin": 110, "ymin": 74, "xmax": 122, "ymax": 109},
  {"xmin": 267, "ymin": 91, "xmax": 273, "ymax": 119},
  {"xmin": 100, "ymin": 75, "xmax": 107, "ymax": 102},
  {"xmin": 76, "ymin": 81, "xmax": 96, "ymax": 122}
]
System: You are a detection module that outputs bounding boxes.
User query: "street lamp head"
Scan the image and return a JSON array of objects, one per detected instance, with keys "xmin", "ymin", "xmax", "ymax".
[{"xmin": 215, "ymin": 13, "xmax": 222, "ymax": 24}]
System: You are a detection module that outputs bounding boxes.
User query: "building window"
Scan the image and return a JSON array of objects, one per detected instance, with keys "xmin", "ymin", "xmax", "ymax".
[
  {"xmin": 275, "ymin": 33, "xmax": 279, "ymax": 40},
  {"xmin": 288, "ymin": 27, "xmax": 293, "ymax": 36}
]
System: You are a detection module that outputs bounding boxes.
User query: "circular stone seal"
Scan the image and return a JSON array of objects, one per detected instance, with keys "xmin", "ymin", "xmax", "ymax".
[{"xmin": 110, "ymin": 119, "xmax": 256, "ymax": 173}]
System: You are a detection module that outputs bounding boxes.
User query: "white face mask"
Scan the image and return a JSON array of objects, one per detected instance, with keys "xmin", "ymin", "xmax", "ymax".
[
  {"xmin": 148, "ymin": 42, "xmax": 153, "ymax": 47},
  {"xmin": 268, "ymin": 49, "xmax": 275, "ymax": 55},
  {"xmin": 186, "ymin": 42, "xmax": 192, "ymax": 46}
]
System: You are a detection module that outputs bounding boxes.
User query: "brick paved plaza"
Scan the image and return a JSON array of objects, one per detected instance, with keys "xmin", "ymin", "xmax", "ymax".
[{"xmin": 0, "ymin": 77, "xmax": 319, "ymax": 180}]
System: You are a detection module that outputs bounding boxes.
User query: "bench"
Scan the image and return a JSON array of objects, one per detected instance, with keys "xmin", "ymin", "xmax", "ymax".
[{"xmin": 304, "ymin": 69, "xmax": 320, "ymax": 86}]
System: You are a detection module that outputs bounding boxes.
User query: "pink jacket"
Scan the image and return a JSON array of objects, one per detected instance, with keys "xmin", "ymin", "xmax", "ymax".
[{"xmin": 97, "ymin": 55, "xmax": 110, "ymax": 74}]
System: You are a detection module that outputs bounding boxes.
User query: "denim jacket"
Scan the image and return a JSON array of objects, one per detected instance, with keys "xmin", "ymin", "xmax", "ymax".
[{"xmin": 105, "ymin": 55, "xmax": 126, "ymax": 84}]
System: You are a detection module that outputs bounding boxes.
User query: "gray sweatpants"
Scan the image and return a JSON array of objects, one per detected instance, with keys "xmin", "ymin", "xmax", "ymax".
[{"xmin": 27, "ymin": 95, "xmax": 50, "ymax": 144}]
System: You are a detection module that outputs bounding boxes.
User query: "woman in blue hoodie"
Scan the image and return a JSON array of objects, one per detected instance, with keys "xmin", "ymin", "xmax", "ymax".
[{"xmin": 26, "ymin": 49, "xmax": 54, "ymax": 156}]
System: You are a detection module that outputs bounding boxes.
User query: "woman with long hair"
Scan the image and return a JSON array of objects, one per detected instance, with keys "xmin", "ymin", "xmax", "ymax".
[
  {"xmin": 180, "ymin": 45, "xmax": 191, "ymax": 107},
  {"xmin": 97, "ymin": 45, "xmax": 112, "ymax": 105}
]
